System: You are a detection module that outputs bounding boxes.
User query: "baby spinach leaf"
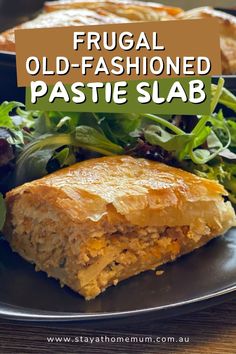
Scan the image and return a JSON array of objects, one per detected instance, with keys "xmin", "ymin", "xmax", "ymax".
[
  {"xmin": 0, "ymin": 101, "xmax": 24, "ymax": 129},
  {"xmin": 75, "ymin": 126, "xmax": 124, "ymax": 155},
  {"xmin": 16, "ymin": 148, "xmax": 54, "ymax": 184},
  {"xmin": 144, "ymin": 125, "xmax": 193, "ymax": 157},
  {"xmin": 16, "ymin": 133, "xmax": 75, "ymax": 183},
  {"xmin": 100, "ymin": 113, "xmax": 141, "ymax": 144}
]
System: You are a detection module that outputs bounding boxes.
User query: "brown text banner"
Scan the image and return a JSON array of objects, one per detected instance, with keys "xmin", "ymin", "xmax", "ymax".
[{"xmin": 15, "ymin": 19, "xmax": 221, "ymax": 87}]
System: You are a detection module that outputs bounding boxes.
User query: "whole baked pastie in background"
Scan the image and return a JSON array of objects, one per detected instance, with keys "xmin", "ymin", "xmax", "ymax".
[
  {"xmin": 4, "ymin": 156, "xmax": 236, "ymax": 299},
  {"xmin": 178, "ymin": 7, "xmax": 236, "ymax": 75},
  {"xmin": 0, "ymin": 0, "xmax": 235, "ymax": 75},
  {"xmin": 0, "ymin": 0, "xmax": 182, "ymax": 52}
]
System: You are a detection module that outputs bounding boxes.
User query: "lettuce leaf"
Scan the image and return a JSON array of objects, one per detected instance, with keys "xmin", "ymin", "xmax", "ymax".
[{"xmin": 75, "ymin": 126, "xmax": 124, "ymax": 155}]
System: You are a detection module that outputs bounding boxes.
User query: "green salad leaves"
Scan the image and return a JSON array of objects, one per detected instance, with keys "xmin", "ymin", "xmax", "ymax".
[{"xmin": 0, "ymin": 78, "xmax": 236, "ymax": 226}]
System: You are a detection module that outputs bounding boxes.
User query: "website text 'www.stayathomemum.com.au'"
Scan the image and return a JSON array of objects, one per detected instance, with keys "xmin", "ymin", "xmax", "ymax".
[{"xmin": 46, "ymin": 334, "xmax": 190, "ymax": 344}]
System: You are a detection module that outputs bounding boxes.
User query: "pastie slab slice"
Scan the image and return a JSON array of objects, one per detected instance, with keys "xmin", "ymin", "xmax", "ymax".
[{"xmin": 4, "ymin": 156, "xmax": 236, "ymax": 299}]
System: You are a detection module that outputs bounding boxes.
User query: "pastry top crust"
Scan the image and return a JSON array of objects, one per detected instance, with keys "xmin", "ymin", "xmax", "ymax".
[
  {"xmin": 6, "ymin": 156, "xmax": 235, "ymax": 231},
  {"xmin": 0, "ymin": 8, "xmax": 130, "ymax": 52},
  {"xmin": 178, "ymin": 7, "xmax": 236, "ymax": 74},
  {"xmin": 178, "ymin": 7, "xmax": 236, "ymax": 37},
  {"xmin": 0, "ymin": 0, "xmax": 180, "ymax": 53},
  {"xmin": 44, "ymin": 0, "xmax": 183, "ymax": 19},
  {"xmin": 1, "ymin": 2, "xmax": 235, "ymax": 74}
]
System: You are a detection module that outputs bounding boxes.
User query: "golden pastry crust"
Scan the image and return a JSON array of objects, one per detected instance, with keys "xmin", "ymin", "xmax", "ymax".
[
  {"xmin": 178, "ymin": 7, "xmax": 236, "ymax": 74},
  {"xmin": 0, "ymin": 0, "xmax": 182, "ymax": 52},
  {"xmin": 44, "ymin": 0, "xmax": 183, "ymax": 19},
  {"xmin": 0, "ymin": 8, "xmax": 130, "ymax": 52},
  {"xmin": 4, "ymin": 156, "xmax": 236, "ymax": 299},
  {"xmin": 0, "ymin": 2, "xmax": 235, "ymax": 74}
]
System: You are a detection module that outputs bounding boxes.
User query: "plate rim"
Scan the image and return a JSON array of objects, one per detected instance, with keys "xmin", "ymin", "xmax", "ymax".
[{"xmin": 0, "ymin": 282, "xmax": 236, "ymax": 322}]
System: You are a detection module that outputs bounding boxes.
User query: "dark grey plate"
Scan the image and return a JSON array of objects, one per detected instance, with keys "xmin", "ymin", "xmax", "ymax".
[{"xmin": 0, "ymin": 228, "xmax": 236, "ymax": 322}]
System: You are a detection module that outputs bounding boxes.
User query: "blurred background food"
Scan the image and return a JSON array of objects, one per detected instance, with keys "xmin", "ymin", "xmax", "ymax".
[
  {"xmin": 0, "ymin": 0, "xmax": 235, "ymax": 75},
  {"xmin": 0, "ymin": 0, "xmax": 235, "ymax": 32}
]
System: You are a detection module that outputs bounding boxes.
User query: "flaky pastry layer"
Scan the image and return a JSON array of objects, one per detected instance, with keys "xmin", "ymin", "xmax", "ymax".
[{"xmin": 4, "ymin": 156, "xmax": 236, "ymax": 299}]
